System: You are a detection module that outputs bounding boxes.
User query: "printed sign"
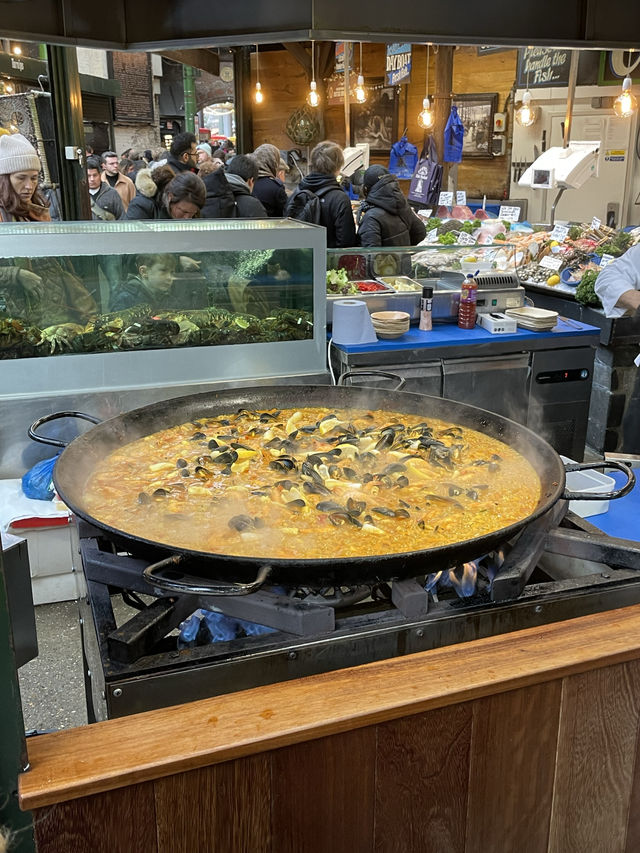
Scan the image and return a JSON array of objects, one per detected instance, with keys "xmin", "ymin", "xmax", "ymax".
[
  {"xmin": 386, "ymin": 43, "xmax": 412, "ymax": 86},
  {"xmin": 458, "ymin": 232, "xmax": 476, "ymax": 245},
  {"xmin": 418, "ymin": 209, "xmax": 433, "ymax": 218},
  {"xmin": 604, "ymin": 149, "xmax": 626, "ymax": 162},
  {"xmin": 426, "ymin": 229, "xmax": 438, "ymax": 242},
  {"xmin": 438, "ymin": 191, "xmax": 454, "ymax": 207},
  {"xmin": 517, "ymin": 47, "xmax": 572, "ymax": 88},
  {"xmin": 335, "ymin": 42, "xmax": 354, "ymax": 74},
  {"xmin": 499, "ymin": 205, "xmax": 520, "ymax": 222},
  {"xmin": 591, "ymin": 216, "xmax": 602, "ymax": 230},
  {"xmin": 600, "ymin": 254, "xmax": 615, "ymax": 267},
  {"xmin": 539, "ymin": 255, "xmax": 563, "ymax": 271},
  {"xmin": 550, "ymin": 224, "xmax": 570, "ymax": 242},
  {"xmin": 456, "ymin": 191, "xmax": 467, "ymax": 205}
]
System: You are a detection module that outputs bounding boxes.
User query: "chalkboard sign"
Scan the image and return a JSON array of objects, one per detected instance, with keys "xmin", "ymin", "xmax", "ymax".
[{"xmin": 517, "ymin": 48, "xmax": 572, "ymax": 88}]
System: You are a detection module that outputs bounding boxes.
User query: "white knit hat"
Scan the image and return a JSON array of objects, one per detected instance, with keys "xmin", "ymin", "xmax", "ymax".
[{"xmin": 0, "ymin": 133, "xmax": 41, "ymax": 175}]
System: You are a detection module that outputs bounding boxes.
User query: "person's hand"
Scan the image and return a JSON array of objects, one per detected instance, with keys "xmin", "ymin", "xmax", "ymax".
[
  {"xmin": 18, "ymin": 269, "xmax": 44, "ymax": 301},
  {"xmin": 179, "ymin": 256, "xmax": 201, "ymax": 272}
]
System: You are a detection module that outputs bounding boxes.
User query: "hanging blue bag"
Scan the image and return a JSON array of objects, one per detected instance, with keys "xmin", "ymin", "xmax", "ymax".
[
  {"xmin": 444, "ymin": 105, "xmax": 465, "ymax": 163},
  {"xmin": 388, "ymin": 135, "xmax": 419, "ymax": 180}
]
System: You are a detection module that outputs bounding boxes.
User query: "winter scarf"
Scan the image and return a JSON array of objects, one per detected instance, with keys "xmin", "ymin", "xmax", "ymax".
[{"xmin": 253, "ymin": 143, "xmax": 280, "ymax": 179}]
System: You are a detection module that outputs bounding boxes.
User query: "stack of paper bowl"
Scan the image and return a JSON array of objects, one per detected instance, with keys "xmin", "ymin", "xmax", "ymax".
[
  {"xmin": 370, "ymin": 310, "xmax": 411, "ymax": 339},
  {"xmin": 505, "ymin": 306, "xmax": 559, "ymax": 331}
]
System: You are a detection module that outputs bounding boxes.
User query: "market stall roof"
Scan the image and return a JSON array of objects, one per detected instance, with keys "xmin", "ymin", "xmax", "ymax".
[{"xmin": 1, "ymin": 0, "xmax": 640, "ymax": 50}]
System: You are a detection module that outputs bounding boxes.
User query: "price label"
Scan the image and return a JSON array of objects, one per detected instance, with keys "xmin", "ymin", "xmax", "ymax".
[
  {"xmin": 438, "ymin": 191, "xmax": 454, "ymax": 207},
  {"xmin": 418, "ymin": 209, "xmax": 432, "ymax": 218},
  {"xmin": 539, "ymin": 255, "xmax": 563, "ymax": 271},
  {"xmin": 499, "ymin": 205, "xmax": 520, "ymax": 222},
  {"xmin": 426, "ymin": 228, "xmax": 438, "ymax": 242},
  {"xmin": 458, "ymin": 232, "xmax": 476, "ymax": 245},
  {"xmin": 550, "ymin": 224, "xmax": 569, "ymax": 242},
  {"xmin": 591, "ymin": 216, "xmax": 602, "ymax": 230},
  {"xmin": 456, "ymin": 191, "xmax": 467, "ymax": 205},
  {"xmin": 600, "ymin": 253, "xmax": 615, "ymax": 267}
]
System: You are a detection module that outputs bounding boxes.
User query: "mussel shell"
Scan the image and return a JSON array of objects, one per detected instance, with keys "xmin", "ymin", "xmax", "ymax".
[
  {"xmin": 228, "ymin": 514, "xmax": 255, "ymax": 531},
  {"xmin": 302, "ymin": 480, "xmax": 331, "ymax": 496},
  {"xmin": 214, "ymin": 450, "xmax": 239, "ymax": 465},
  {"xmin": 316, "ymin": 500, "xmax": 344, "ymax": 513}
]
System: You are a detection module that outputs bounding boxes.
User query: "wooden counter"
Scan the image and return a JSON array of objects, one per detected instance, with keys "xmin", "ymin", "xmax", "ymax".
[{"xmin": 20, "ymin": 605, "xmax": 640, "ymax": 853}]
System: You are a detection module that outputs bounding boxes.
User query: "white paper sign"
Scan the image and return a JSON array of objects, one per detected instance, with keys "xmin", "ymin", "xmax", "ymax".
[
  {"xmin": 456, "ymin": 191, "xmax": 467, "ymax": 205},
  {"xmin": 591, "ymin": 216, "xmax": 601, "ymax": 230},
  {"xmin": 458, "ymin": 232, "xmax": 476, "ymax": 245},
  {"xmin": 600, "ymin": 253, "xmax": 615, "ymax": 267},
  {"xmin": 550, "ymin": 224, "xmax": 570, "ymax": 242},
  {"xmin": 539, "ymin": 255, "xmax": 563, "ymax": 271},
  {"xmin": 499, "ymin": 205, "xmax": 520, "ymax": 222},
  {"xmin": 426, "ymin": 228, "xmax": 438, "ymax": 242},
  {"xmin": 438, "ymin": 191, "xmax": 454, "ymax": 207},
  {"xmin": 418, "ymin": 209, "xmax": 432, "ymax": 218}
]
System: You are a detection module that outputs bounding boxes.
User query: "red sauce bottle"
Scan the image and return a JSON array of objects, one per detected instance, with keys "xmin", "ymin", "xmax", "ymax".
[{"xmin": 458, "ymin": 274, "xmax": 478, "ymax": 329}]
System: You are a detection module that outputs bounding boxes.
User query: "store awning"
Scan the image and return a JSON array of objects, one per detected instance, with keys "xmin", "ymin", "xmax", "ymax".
[{"xmin": 1, "ymin": 0, "xmax": 639, "ymax": 50}]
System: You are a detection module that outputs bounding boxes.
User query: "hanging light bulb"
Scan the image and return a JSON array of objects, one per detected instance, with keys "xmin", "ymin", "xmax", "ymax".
[
  {"xmin": 307, "ymin": 41, "xmax": 320, "ymax": 108},
  {"xmin": 613, "ymin": 76, "xmax": 638, "ymax": 118},
  {"xmin": 417, "ymin": 45, "xmax": 434, "ymax": 129},
  {"xmin": 4, "ymin": 81, "xmax": 14, "ymax": 95},
  {"xmin": 355, "ymin": 42, "xmax": 367, "ymax": 103},
  {"xmin": 12, "ymin": 45, "xmax": 22, "ymax": 57},
  {"xmin": 254, "ymin": 44, "xmax": 264, "ymax": 104},
  {"xmin": 515, "ymin": 90, "xmax": 536, "ymax": 127}
]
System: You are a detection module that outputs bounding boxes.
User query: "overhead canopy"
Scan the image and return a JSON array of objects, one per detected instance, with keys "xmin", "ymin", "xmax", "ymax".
[{"xmin": 1, "ymin": 0, "xmax": 640, "ymax": 50}]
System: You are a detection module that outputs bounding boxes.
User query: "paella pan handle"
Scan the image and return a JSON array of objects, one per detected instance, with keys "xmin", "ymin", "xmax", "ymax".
[
  {"xmin": 337, "ymin": 370, "xmax": 406, "ymax": 391},
  {"xmin": 143, "ymin": 556, "xmax": 272, "ymax": 597},
  {"xmin": 562, "ymin": 460, "xmax": 636, "ymax": 502},
  {"xmin": 28, "ymin": 411, "xmax": 102, "ymax": 448}
]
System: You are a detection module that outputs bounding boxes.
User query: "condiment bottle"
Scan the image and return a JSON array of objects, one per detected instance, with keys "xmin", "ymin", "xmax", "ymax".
[
  {"xmin": 419, "ymin": 285, "xmax": 433, "ymax": 331},
  {"xmin": 458, "ymin": 273, "xmax": 478, "ymax": 330}
]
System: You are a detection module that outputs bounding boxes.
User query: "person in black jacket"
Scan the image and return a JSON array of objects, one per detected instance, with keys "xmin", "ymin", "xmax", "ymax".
[
  {"xmin": 225, "ymin": 155, "xmax": 267, "ymax": 218},
  {"xmin": 294, "ymin": 140, "xmax": 356, "ymax": 248},
  {"xmin": 199, "ymin": 166, "xmax": 236, "ymax": 219},
  {"xmin": 357, "ymin": 165, "xmax": 426, "ymax": 247},
  {"xmin": 166, "ymin": 132, "xmax": 199, "ymax": 174},
  {"xmin": 252, "ymin": 143, "xmax": 288, "ymax": 217},
  {"xmin": 124, "ymin": 166, "xmax": 206, "ymax": 220}
]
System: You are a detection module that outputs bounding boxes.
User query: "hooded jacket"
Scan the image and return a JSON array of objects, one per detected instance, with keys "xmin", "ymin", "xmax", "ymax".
[
  {"xmin": 123, "ymin": 167, "xmax": 172, "ymax": 220},
  {"xmin": 296, "ymin": 173, "xmax": 356, "ymax": 248},
  {"xmin": 357, "ymin": 174, "xmax": 426, "ymax": 248},
  {"xmin": 89, "ymin": 181, "xmax": 124, "ymax": 221},
  {"xmin": 225, "ymin": 173, "xmax": 267, "ymax": 218},
  {"xmin": 200, "ymin": 170, "xmax": 237, "ymax": 219}
]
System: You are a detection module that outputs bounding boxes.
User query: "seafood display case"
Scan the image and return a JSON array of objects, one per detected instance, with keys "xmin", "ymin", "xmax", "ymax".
[
  {"xmin": 0, "ymin": 219, "xmax": 327, "ymax": 478},
  {"xmin": 326, "ymin": 243, "xmax": 525, "ymax": 323}
]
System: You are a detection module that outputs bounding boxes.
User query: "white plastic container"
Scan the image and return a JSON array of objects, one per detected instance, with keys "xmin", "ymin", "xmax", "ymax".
[{"xmin": 561, "ymin": 456, "xmax": 615, "ymax": 518}]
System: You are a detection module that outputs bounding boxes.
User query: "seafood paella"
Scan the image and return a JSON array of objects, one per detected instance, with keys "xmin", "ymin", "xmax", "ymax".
[{"xmin": 83, "ymin": 406, "xmax": 541, "ymax": 560}]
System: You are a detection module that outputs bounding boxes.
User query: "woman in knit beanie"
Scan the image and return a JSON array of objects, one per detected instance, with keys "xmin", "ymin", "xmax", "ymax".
[
  {"xmin": 252, "ymin": 143, "xmax": 287, "ymax": 217},
  {"xmin": 0, "ymin": 133, "xmax": 50, "ymax": 223}
]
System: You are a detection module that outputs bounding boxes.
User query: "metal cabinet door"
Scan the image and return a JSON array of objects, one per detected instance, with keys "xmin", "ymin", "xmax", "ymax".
[
  {"xmin": 339, "ymin": 362, "xmax": 442, "ymax": 397},
  {"xmin": 442, "ymin": 354, "xmax": 530, "ymax": 422}
]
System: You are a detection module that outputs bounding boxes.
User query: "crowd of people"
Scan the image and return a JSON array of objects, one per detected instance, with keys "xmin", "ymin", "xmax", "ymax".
[{"xmin": 0, "ymin": 129, "xmax": 428, "ymax": 249}]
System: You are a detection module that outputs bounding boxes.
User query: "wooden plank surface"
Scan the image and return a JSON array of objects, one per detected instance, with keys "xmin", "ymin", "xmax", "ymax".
[
  {"xmin": 271, "ymin": 728, "xmax": 376, "ymax": 853},
  {"xmin": 154, "ymin": 754, "xmax": 271, "ymax": 853},
  {"xmin": 465, "ymin": 681, "xmax": 562, "ymax": 853},
  {"xmin": 548, "ymin": 661, "xmax": 640, "ymax": 853},
  {"xmin": 20, "ymin": 605, "xmax": 640, "ymax": 811},
  {"xmin": 33, "ymin": 782, "xmax": 157, "ymax": 853},
  {"xmin": 374, "ymin": 704, "xmax": 472, "ymax": 853}
]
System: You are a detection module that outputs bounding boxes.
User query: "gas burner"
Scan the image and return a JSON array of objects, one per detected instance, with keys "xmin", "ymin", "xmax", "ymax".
[{"xmin": 77, "ymin": 513, "xmax": 640, "ymax": 722}]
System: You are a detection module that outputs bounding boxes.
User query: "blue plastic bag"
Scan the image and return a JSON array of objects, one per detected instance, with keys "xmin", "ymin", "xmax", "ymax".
[
  {"xmin": 389, "ymin": 136, "xmax": 419, "ymax": 180},
  {"xmin": 444, "ymin": 105, "xmax": 465, "ymax": 163},
  {"xmin": 21, "ymin": 454, "xmax": 59, "ymax": 501}
]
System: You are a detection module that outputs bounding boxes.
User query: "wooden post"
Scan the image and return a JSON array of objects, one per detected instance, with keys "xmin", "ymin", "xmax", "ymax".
[{"xmin": 433, "ymin": 46, "xmax": 454, "ymax": 183}]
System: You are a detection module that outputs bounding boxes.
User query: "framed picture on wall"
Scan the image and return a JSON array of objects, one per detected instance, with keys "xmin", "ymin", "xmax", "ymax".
[
  {"xmin": 350, "ymin": 81, "xmax": 398, "ymax": 155},
  {"xmin": 454, "ymin": 93, "xmax": 498, "ymax": 159}
]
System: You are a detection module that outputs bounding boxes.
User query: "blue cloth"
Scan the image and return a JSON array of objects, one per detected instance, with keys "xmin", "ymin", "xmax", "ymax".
[
  {"xmin": 389, "ymin": 136, "xmax": 419, "ymax": 180},
  {"xmin": 444, "ymin": 106, "xmax": 464, "ymax": 163}
]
